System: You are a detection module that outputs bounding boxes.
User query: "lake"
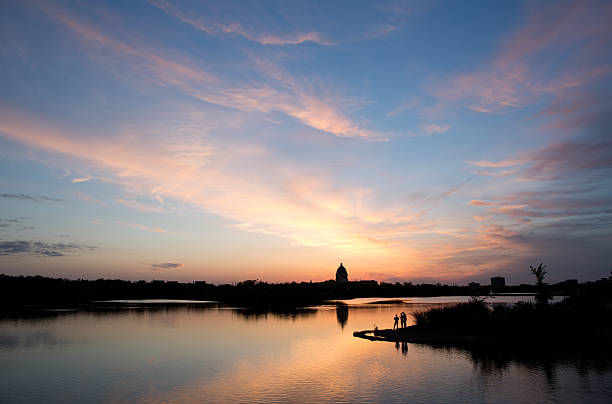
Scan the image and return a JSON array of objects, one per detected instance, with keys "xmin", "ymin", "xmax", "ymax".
[{"xmin": 1, "ymin": 296, "xmax": 611, "ymax": 403}]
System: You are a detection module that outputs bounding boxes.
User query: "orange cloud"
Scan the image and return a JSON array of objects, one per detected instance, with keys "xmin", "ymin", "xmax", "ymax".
[
  {"xmin": 2, "ymin": 105, "xmax": 534, "ymax": 280},
  {"xmin": 468, "ymin": 200, "xmax": 497, "ymax": 206},
  {"xmin": 71, "ymin": 176, "xmax": 92, "ymax": 183},
  {"xmin": 0, "ymin": 107, "xmax": 393, "ymax": 253}
]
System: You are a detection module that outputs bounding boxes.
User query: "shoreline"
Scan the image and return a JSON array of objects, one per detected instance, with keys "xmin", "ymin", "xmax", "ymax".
[{"xmin": 352, "ymin": 326, "xmax": 612, "ymax": 345}]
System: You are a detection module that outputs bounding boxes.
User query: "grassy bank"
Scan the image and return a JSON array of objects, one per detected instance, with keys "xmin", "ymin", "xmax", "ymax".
[{"xmin": 413, "ymin": 296, "xmax": 612, "ymax": 339}]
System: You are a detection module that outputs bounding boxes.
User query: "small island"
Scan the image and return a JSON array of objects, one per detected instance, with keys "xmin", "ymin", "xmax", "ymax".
[
  {"xmin": 353, "ymin": 297, "xmax": 612, "ymax": 345},
  {"xmin": 354, "ymin": 264, "xmax": 612, "ymax": 347}
]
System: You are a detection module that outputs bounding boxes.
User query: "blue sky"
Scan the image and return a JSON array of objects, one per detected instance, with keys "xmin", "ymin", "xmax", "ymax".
[{"xmin": 1, "ymin": 0, "xmax": 611, "ymax": 283}]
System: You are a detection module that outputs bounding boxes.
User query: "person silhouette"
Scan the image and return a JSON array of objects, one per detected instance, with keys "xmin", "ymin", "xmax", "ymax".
[
  {"xmin": 400, "ymin": 312, "xmax": 407, "ymax": 328},
  {"xmin": 393, "ymin": 313, "xmax": 399, "ymax": 330}
]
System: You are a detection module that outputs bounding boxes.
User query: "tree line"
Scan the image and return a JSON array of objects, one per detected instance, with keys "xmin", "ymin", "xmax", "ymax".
[{"xmin": 1, "ymin": 273, "xmax": 608, "ymax": 311}]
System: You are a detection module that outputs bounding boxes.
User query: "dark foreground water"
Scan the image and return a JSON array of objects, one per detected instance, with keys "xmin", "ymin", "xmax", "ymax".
[{"xmin": 1, "ymin": 296, "xmax": 611, "ymax": 403}]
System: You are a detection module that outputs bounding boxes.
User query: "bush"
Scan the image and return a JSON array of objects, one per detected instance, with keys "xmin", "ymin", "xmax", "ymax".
[
  {"xmin": 414, "ymin": 300, "xmax": 491, "ymax": 335},
  {"xmin": 413, "ymin": 296, "xmax": 612, "ymax": 338}
]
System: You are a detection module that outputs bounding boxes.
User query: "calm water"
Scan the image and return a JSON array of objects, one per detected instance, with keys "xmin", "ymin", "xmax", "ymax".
[{"xmin": 1, "ymin": 296, "xmax": 611, "ymax": 403}]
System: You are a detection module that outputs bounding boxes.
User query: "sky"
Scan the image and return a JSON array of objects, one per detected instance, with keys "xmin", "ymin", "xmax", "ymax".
[{"xmin": 1, "ymin": 0, "xmax": 611, "ymax": 284}]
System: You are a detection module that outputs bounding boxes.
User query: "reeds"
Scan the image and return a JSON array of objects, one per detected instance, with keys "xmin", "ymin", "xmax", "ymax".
[{"xmin": 413, "ymin": 297, "xmax": 612, "ymax": 338}]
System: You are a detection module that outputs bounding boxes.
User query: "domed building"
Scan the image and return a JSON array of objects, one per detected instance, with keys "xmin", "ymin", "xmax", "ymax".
[{"xmin": 335, "ymin": 263, "xmax": 348, "ymax": 283}]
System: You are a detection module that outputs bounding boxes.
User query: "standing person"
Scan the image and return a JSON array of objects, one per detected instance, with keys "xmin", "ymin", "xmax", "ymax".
[
  {"xmin": 393, "ymin": 314, "xmax": 399, "ymax": 330},
  {"xmin": 400, "ymin": 312, "xmax": 407, "ymax": 328}
]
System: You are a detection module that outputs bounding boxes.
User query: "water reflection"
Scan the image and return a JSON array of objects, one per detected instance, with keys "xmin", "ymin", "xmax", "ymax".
[
  {"xmin": 391, "ymin": 339, "xmax": 612, "ymax": 399},
  {"xmin": 1, "ymin": 300, "xmax": 611, "ymax": 403},
  {"xmin": 463, "ymin": 342, "xmax": 612, "ymax": 374},
  {"xmin": 335, "ymin": 302, "xmax": 348, "ymax": 329},
  {"xmin": 1, "ymin": 302, "xmax": 218, "ymax": 322},
  {"xmin": 232, "ymin": 307, "xmax": 317, "ymax": 321},
  {"xmin": 395, "ymin": 340, "xmax": 408, "ymax": 355},
  {"xmin": 0, "ymin": 330, "xmax": 76, "ymax": 350}
]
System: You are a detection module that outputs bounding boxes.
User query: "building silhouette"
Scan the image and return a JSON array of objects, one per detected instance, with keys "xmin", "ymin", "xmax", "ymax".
[
  {"xmin": 336, "ymin": 263, "xmax": 348, "ymax": 283},
  {"xmin": 336, "ymin": 303, "xmax": 348, "ymax": 328},
  {"xmin": 491, "ymin": 276, "xmax": 505, "ymax": 287}
]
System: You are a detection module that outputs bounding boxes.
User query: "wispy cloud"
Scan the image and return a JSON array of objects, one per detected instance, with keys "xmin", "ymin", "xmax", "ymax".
[
  {"xmin": 0, "ymin": 240, "xmax": 96, "ymax": 257},
  {"xmin": 147, "ymin": 0, "xmax": 406, "ymax": 46},
  {"xmin": 0, "ymin": 193, "xmax": 62, "ymax": 202},
  {"xmin": 191, "ymin": 86, "xmax": 384, "ymax": 140},
  {"xmin": 114, "ymin": 199, "xmax": 166, "ymax": 213},
  {"xmin": 43, "ymin": 4, "xmax": 381, "ymax": 140},
  {"xmin": 473, "ymin": 190, "xmax": 612, "ymax": 221},
  {"xmin": 147, "ymin": 0, "xmax": 334, "ymax": 46},
  {"xmin": 0, "ymin": 106, "xmax": 425, "ymax": 254},
  {"xmin": 0, "ymin": 217, "xmax": 33, "ymax": 230},
  {"xmin": 0, "ymin": 218, "xmax": 21, "ymax": 229},
  {"xmin": 385, "ymin": 99, "xmax": 419, "ymax": 118},
  {"xmin": 409, "ymin": 176, "xmax": 473, "ymax": 208},
  {"xmin": 470, "ymin": 136, "xmax": 612, "ymax": 181},
  {"xmin": 6, "ymin": 1, "xmax": 611, "ymax": 282},
  {"xmin": 423, "ymin": 124, "xmax": 450, "ymax": 135},
  {"xmin": 468, "ymin": 200, "xmax": 498, "ymax": 206},
  {"xmin": 45, "ymin": 4, "xmax": 218, "ymax": 85},
  {"xmin": 191, "ymin": 55, "xmax": 385, "ymax": 140},
  {"xmin": 117, "ymin": 221, "xmax": 172, "ymax": 234},
  {"xmin": 520, "ymin": 138, "xmax": 612, "ymax": 181},
  {"xmin": 467, "ymin": 159, "xmax": 524, "ymax": 168},
  {"xmin": 435, "ymin": 1, "xmax": 612, "ymax": 114}
]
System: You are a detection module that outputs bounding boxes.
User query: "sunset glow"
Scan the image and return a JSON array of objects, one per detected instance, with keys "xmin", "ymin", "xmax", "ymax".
[{"xmin": 1, "ymin": 0, "xmax": 611, "ymax": 283}]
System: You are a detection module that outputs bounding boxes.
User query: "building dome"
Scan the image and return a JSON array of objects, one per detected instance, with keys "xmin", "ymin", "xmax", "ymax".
[{"xmin": 336, "ymin": 263, "xmax": 348, "ymax": 283}]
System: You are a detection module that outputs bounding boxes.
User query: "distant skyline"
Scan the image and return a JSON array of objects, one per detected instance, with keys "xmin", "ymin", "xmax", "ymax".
[{"xmin": 1, "ymin": 0, "xmax": 611, "ymax": 284}]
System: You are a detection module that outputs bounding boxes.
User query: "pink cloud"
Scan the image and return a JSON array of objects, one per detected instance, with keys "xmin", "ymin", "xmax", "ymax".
[
  {"xmin": 470, "ymin": 169, "xmax": 519, "ymax": 178},
  {"xmin": 2, "ymin": 106, "xmax": 540, "ymax": 280},
  {"xmin": 147, "ymin": 0, "xmax": 334, "ymax": 46},
  {"xmin": 520, "ymin": 138, "xmax": 612, "ymax": 181},
  {"xmin": 45, "ymin": 5, "xmax": 381, "ymax": 140},
  {"xmin": 385, "ymin": 99, "xmax": 420, "ymax": 118},
  {"xmin": 435, "ymin": 1, "xmax": 612, "ymax": 114},
  {"xmin": 45, "ymin": 5, "xmax": 218, "ymax": 85},
  {"xmin": 423, "ymin": 124, "xmax": 450, "ymax": 135},
  {"xmin": 147, "ymin": 0, "xmax": 404, "ymax": 46},
  {"xmin": 472, "ymin": 215, "xmax": 489, "ymax": 222},
  {"xmin": 469, "ymin": 184, "xmax": 612, "ymax": 223},
  {"xmin": 467, "ymin": 159, "xmax": 524, "ymax": 168},
  {"xmin": 0, "ymin": 107, "xmax": 399, "ymax": 255},
  {"xmin": 495, "ymin": 1, "xmax": 612, "ymax": 66}
]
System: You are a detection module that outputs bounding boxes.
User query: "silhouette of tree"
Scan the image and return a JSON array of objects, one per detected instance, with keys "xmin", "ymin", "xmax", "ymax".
[
  {"xmin": 530, "ymin": 262, "xmax": 549, "ymax": 306},
  {"xmin": 530, "ymin": 263, "xmax": 547, "ymax": 284}
]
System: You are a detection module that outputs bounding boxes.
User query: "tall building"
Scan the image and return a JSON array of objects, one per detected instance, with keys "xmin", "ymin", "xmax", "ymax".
[{"xmin": 336, "ymin": 263, "xmax": 348, "ymax": 283}]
